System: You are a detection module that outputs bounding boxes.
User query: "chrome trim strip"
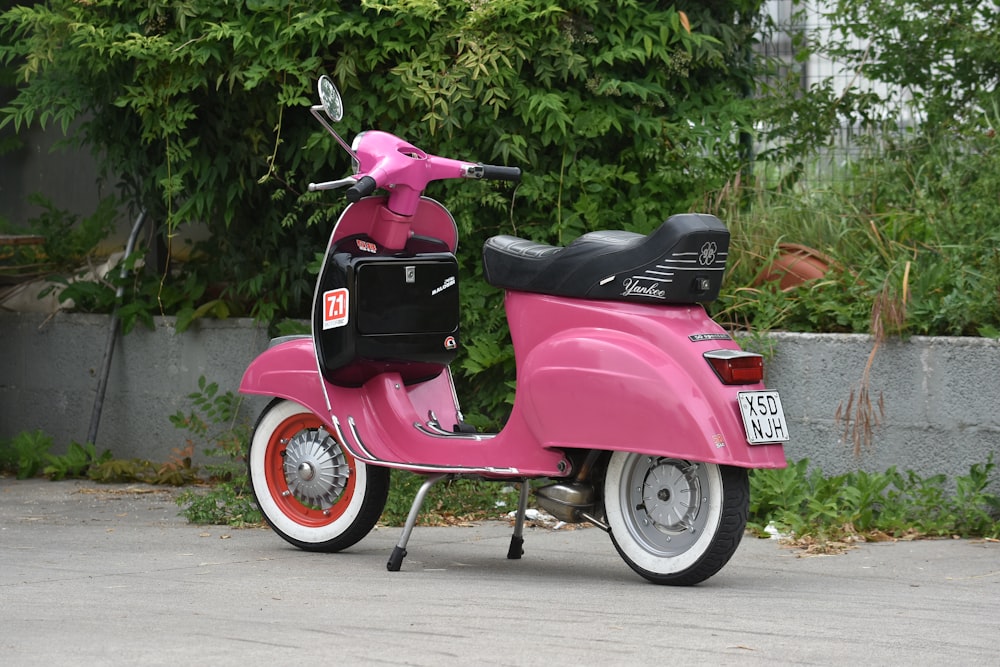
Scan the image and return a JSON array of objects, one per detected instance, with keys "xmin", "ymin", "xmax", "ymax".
[
  {"xmin": 343, "ymin": 414, "xmax": 519, "ymax": 475},
  {"xmin": 330, "ymin": 415, "xmax": 367, "ymax": 461},
  {"xmin": 413, "ymin": 422, "xmax": 496, "ymax": 442},
  {"xmin": 346, "ymin": 416, "xmax": 378, "ymax": 461},
  {"xmin": 703, "ymin": 348, "xmax": 762, "ymax": 360},
  {"xmin": 444, "ymin": 367, "xmax": 465, "ymax": 423},
  {"xmin": 374, "ymin": 460, "xmax": 520, "ymax": 475}
]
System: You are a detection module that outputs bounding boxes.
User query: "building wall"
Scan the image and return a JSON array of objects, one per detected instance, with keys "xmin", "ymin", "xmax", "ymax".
[{"xmin": 0, "ymin": 119, "xmax": 107, "ymax": 230}]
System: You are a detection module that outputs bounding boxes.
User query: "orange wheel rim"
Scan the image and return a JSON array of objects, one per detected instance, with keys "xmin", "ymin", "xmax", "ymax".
[{"xmin": 262, "ymin": 412, "xmax": 357, "ymax": 527}]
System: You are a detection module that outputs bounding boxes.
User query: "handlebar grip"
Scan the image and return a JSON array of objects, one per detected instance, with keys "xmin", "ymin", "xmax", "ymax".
[
  {"xmin": 346, "ymin": 175, "xmax": 378, "ymax": 203},
  {"xmin": 478, "ymin": 164, "xmax": 522, "ymax": 182}
]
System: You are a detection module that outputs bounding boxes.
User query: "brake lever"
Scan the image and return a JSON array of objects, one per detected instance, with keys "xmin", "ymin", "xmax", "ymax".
[{"xmin": 308, "ymin": 176, "xmax": 358, "ymax": 192}]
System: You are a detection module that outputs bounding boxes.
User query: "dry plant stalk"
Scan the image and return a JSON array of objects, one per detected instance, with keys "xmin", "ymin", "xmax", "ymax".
[{"xmin": 835, "ymin": 263, "xmax": 909, "ymax": 455}]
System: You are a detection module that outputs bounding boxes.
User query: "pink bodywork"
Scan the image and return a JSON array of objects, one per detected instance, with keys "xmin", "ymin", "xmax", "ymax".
[
  {"xmin": 240, "ymin": 271, "xmax": 787, "ymax": 477},
  {"xmin": 240, "ymin": 131, "xmax": 786, "ymax": 477}
]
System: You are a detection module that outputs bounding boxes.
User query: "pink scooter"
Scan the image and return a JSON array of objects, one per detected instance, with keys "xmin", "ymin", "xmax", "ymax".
[{"xmin": 240, "ymin": 76, "xmax": 788, "ymax": 585}]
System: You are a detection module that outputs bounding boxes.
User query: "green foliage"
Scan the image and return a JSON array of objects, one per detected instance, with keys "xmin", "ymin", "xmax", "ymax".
[
  {"xmin": 86, "ymin": 458, "xmax": 161, "ymax": 484},
  {"xmin": 53, "ymin": 259, "xmax": 224, "ymax": 333},
  {"xmin": 85, "ymin": 449, "xmax": 198, "ymax": 486},
  {"xmin": 26, "ymin": 195, "xmax": 118, "ymax": 269},
  {"xmin": 43, "ymin": 441, "xmax": 113, "ymax": 480},
  {"xmin": 713, "ymin": 0, "xmax": 1000, "ymax": 338},
  {"xmin": 68, "ymin": 377, "xmax": 250, "ymax": 490},
  {"xmin": 0, "ymin": 195, "xmax": 117, "ymax": 280},
  {"xmin": 0, "ymin": 194, "xmax": 229, "ymax": 333},
  {"xmin": 0, "ymin": 429, "xmax": 112, "ymax": 480},
  {"xmin": 0, "ymin": 0, "xmax": 770, "ymax": 426},
  {"xmin": 168, "ymin": 375, "xmax": 248, "ymax": 478},
  {"xmin": 820, "ymin": 0, "xmax": 1000, "ymax": 134},
  {"xmin": 749, "ymin": 455, "xmax": 1000, "ymax": 543},
  {"xmin": 0, "ymin": 26, "xmax": 18, "ymax": 158},
  {"xmin": 177, "ymin": 479, "xmax": 260, "ymax": 526},
  {"xmin": 170, "ymin": 376, "xmax": 260, "ymax": 525},
  {"xmin": 0, "ymin": 429, "xmax": 52, "ymax": 479},
  {"xmin": 711, "ymin": 131, "xmax": 1000, "ymax": 337}
]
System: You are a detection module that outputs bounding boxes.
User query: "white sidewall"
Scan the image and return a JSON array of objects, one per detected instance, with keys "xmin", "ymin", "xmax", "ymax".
[
  {"xmin": 604, "ymin": 452, "xmax": 723, "ymax": 575},
  {"xmin": 250, "ymin": 400, "xmax": 369, "ymax": 543}
]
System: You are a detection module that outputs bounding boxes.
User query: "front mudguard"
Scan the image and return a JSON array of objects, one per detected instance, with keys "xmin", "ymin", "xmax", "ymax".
[
  {"xmin": 518, "ymin": 328, "xmax": 786, "ymax": 469},
  {"xmin": 239, "ymin": 336, "xmax": 330, "ymax": 420}
]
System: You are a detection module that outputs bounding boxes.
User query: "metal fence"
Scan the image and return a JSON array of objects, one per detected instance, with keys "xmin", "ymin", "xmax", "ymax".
[{"xmin": 757, "ymin": 0, "xmax": 915, "ymax": 178}]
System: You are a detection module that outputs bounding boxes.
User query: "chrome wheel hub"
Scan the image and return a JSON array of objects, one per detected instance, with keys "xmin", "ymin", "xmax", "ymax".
[
  {"xmin": 621, "ymin": 457, "xmax": 709, "ymax": 555},
  {"xmin": 282, "ymin": 428, "xmax": 349, "ymax": 509}
]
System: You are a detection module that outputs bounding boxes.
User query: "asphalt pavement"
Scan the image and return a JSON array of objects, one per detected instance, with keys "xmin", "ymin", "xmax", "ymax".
[{"xmin": 1, "ymin": 477, "xmax": 998, "ymax": 666}]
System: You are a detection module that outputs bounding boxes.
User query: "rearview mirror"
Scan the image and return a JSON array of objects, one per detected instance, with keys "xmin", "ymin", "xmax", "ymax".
[{"xmin": 317, "ymin": 75, "xmax": 343, "ymax": 122}]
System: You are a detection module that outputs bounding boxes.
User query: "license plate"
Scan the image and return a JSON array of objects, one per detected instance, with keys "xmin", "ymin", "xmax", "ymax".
[{"xmin": 737, "ymin": 391, "xmax": 790, "ymax": 444}]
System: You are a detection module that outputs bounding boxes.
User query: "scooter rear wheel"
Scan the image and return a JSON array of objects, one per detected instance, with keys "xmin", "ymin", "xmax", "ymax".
[
  {"xmin": 248, "ymin": 399, "xmax": 389, "ymax": 552},
  {"xmin": 603, "ymin": 453, "xmax": 748, "ymax": 585}
]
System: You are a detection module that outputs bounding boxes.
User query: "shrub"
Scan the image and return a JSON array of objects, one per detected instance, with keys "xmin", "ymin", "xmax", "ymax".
[{"xmin": 1, "ymin": 0, "xmax": 772, "ymax": 425}]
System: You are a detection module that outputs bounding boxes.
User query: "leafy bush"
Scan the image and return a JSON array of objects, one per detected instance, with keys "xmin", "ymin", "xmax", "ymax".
[
  {"xmin": 0, "ymin": 194, "xmax": 118, "ymax": 290},
  {"xmin": 0, "ymin": 429, "xmax": 52, "ymax": 479},
  {"xmin": 749, "ymin": 455, "xmax": 1000, "ymax": 542},
  {"xmin": 819, "ymin": 0, "xmax": 1000, "ymax": 133},
  {"xmin": 1, "ymin": 0, "xmax": 771, "ymax": 426},
  {"xmin": 169, "ymin": 375, "xmax": 249, "ymax": 481},
  {"xmin": 711, "ymin": 139, "xmax": 1000, "ymax": 338},
  {"xmin": 6, "ymin": 0, "xmax": 1000, "ymax": 434},
  {"xmin": 0, "ymin": 429, "xmax": 113, "ymax": 480},
  {"xmin": 43, "ymin": 441, "xmax": 113, "ymax": 481},
  {"xmin": 170, "ymin": 376, "xmax": 260, "ymax": 525},
  {"xmin": 711, "ymin": 0, "xmax": 1000, "ymax": 339}
]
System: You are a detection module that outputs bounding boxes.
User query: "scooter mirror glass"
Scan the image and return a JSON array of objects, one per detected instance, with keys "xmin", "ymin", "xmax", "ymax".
[{"xmin": 317, "ymin": 75, "xmax": 344, "ymax": 122}]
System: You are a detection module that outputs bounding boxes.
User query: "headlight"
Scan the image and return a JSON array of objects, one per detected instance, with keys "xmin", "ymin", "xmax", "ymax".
[{"xmin": 350, "ymin": 132, "xmax": 367, "ymax": 173}]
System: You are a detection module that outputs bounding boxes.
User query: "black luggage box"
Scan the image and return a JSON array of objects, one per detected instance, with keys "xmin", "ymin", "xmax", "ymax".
[{"xmin": 313, "ymin": 235, "xmax": 460, "ymax": 387}]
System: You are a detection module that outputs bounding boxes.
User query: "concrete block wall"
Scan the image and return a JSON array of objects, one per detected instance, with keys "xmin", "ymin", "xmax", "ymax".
[
  {"xmin": 764, "ymin": 332, "xmax": 1000, "ymax": 484},
  {"xmin": 0, "ymin": 312, "xmax": 270, "ymax": 463},
  {"xmin": 1, "ymin": 313, "xmax": 998, "ymax": 488}
]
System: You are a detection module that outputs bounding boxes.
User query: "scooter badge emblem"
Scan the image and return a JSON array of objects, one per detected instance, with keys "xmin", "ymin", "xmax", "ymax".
[
  {"xmin": 698, "ymin": 241, "xmax": 718, "ymax": 266},
  {"xmin": 444, "ymin": 336, "xmax": 457, "ymax": 350},
  {"xmin": 321, "ymin": 288, "xmax": 349, "ymax": 329},
  {"xmin": 432, "ymin": 275, "xmax": 456, "ymax": 296},
  {"xmin": 356, "ymin": 239, "xmax": 377, "ymax": 254}
]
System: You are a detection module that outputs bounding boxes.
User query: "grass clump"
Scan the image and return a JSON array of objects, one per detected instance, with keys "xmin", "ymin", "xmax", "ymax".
[
  {"xmin": 712, "ymin": 132, "xmax": 1000, "ymax": 340},
  {"xmin": 749, "ymin": 455, "xmax": 1000, "ymax": 549}
]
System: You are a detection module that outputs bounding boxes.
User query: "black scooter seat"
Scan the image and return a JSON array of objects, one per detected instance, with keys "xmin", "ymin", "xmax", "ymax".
[{"xmin": 481, "ymin": 213, "xmax": 730, "ymax": 304}]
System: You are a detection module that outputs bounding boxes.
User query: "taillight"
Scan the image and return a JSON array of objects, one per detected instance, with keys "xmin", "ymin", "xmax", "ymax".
[{"xmin": 704, "ymin": 349, "xmax": 764, "ymax": 385}]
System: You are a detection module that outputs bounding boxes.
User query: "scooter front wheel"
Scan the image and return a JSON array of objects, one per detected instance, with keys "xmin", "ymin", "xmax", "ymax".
[
  {"xmin": 603, "ymin": 453, "xmax": 748, "ymax": 585},
  {"xmin": 248, "ymin": 399, "xmax": 389, "ymax": 552}
]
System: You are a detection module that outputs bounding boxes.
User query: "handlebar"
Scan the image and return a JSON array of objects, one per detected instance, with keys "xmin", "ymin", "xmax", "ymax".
[
  {"xmin": 465, "ymin": 164, "xmax": 522, "ymax": 182},
  {"xmin": 336, "ymin": 162, "xmax": 520, "ymax": 204},
  {"xmin": 346, "ymin": 175, "xmax": 378, "ymax": 203},
  {"xmin": 310, "ymin": 125, "xmax": 522, "ymax": 213}
]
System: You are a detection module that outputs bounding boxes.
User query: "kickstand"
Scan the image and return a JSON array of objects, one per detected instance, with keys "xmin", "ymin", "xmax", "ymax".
[
  {"xmin": 507, "ymin": 480, "xmax": 531, "ymax": 560},
  {"xmin": 387, "ymin": 473, "xmax": 445, "ymax": 572}
]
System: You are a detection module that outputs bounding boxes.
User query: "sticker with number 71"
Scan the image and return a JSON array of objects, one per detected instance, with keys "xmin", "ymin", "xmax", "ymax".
[{"xmin": 322, "ymin": 288, "xmax": 349, "ymax": 330}]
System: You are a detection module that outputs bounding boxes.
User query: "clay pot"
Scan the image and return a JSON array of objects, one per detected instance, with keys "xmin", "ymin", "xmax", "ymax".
[{"xmin": 753, "ymin": 243, "xmax": 834, "ymax": 290}]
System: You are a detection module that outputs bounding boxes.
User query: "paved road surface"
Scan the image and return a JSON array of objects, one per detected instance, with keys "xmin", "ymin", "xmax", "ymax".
[{"xmin": 1, "ymin": 478, "xmax": 997, "ymax": 665}]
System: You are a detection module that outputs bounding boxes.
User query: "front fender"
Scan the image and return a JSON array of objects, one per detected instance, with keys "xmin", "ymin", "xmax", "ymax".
[
  {"xmin": 239, "ymin": 336, "xmax": 329, "ymax": 419},
  {"xmin": 519, "ymin": 328, "xmax": 784, "ymax": 468}
]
